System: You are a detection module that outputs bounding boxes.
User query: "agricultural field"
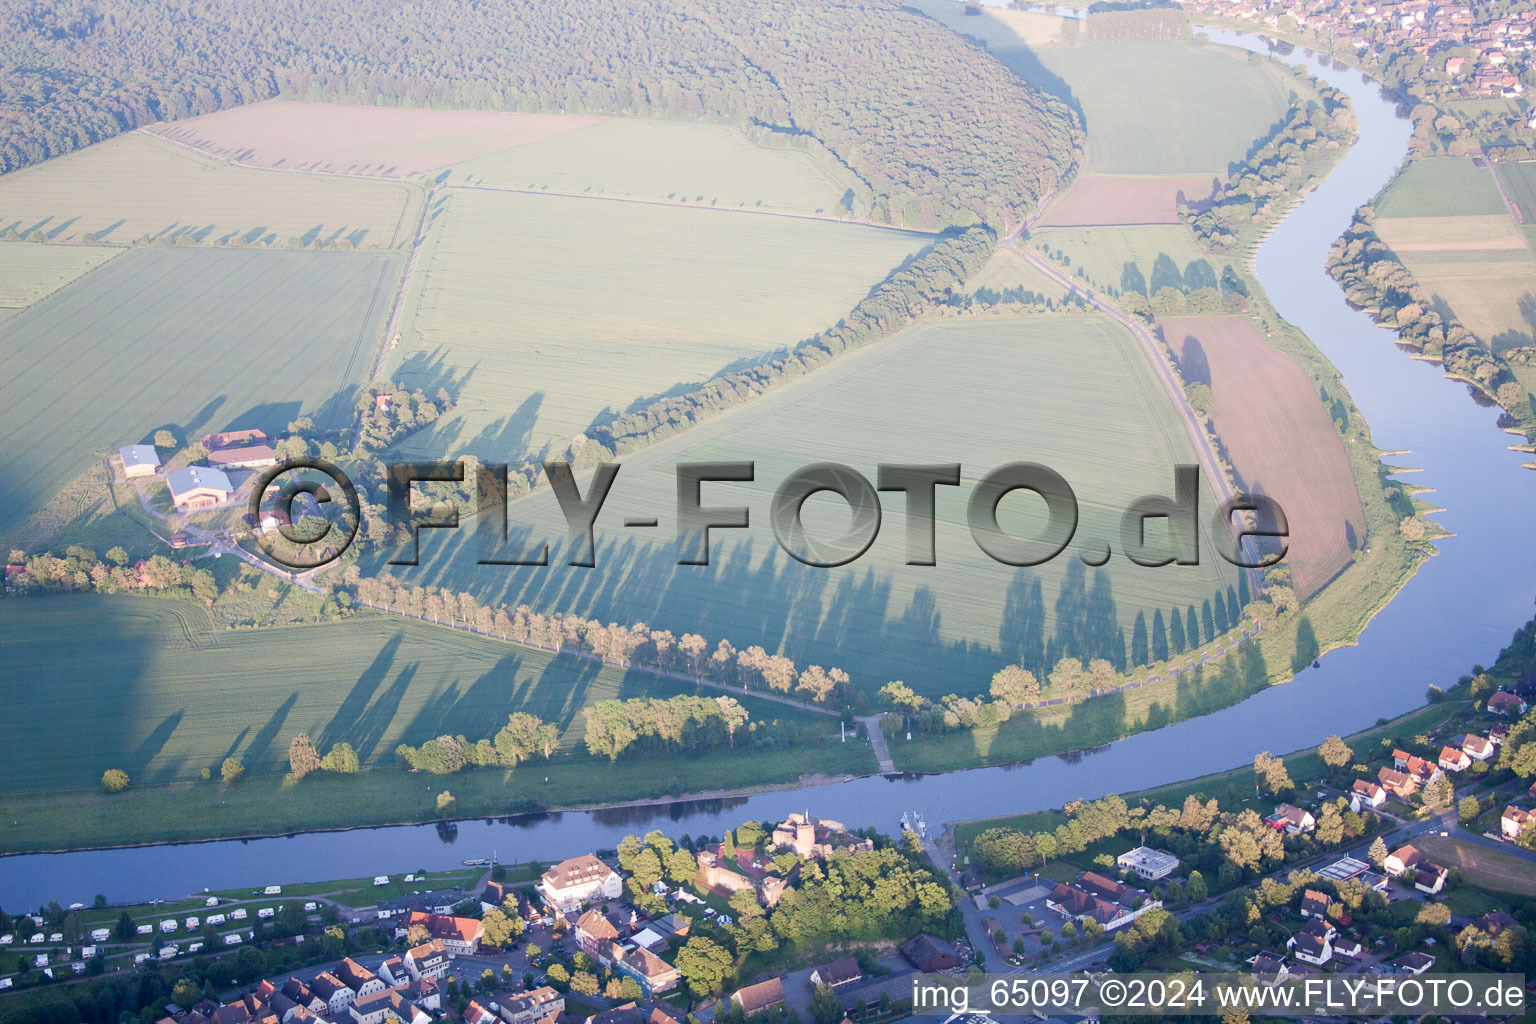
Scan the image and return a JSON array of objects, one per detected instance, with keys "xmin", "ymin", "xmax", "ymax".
[
  {"xmin": 1036, "ymin": 173, "xmax": 1218, "ymax": 227},
  {"xmin": 1375, "ymin": 183, "xmax": 1536, "ymax": 350},
  {"xmin": 385, "ymin": 315, "xmax": 1244, "ymax": 699},
  {"xmin": 965, "ymin": 248, "xmax": 1073, "ymax": 301},
  {"xmin": 1375, "ymin": 156, "xmax": 1508, "ymax": 218},
  {"xmin": 1493, "ymin": 159, "xmax": 1536, "ymax": 222},
  {"xmin": 0, "ymin": 247, "xmax": 400, "ymax": 544},
  {"xmin": 0, "ymin": 133, "xmax": 420, "ymax": 247},
  {"xmin": 0, "ymin": 596, "xmax": 845, "ymax": 792},
  {"xmin": 1161, "ymin": 315, "xmax": 1365, "ymax": 598},
  {"xmin": 0, "ymin": 243, "xmax": 122, "ymax": 308},
  {"xmin": 452, "ymin": 119, "xmax": 854, "ymax": 215},
  {"xmin": 1029, "ymin": 224, "xmax": 1215, "ymax": 297},
  {"xmin": 150, "ymin": 101, "xmax": 598, "ymax": 176},
  {"xmin": 386, "ymin": 188, "xmax": 927, "ymax": 462},
  {"xmin": 1015, "ymin": 40, "xmax": 1295, "ymax": 175}
]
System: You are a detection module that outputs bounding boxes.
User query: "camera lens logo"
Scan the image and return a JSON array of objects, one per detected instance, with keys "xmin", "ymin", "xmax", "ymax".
[{"xmin": 248, "ymin": 458, "xmax": 361, "ymax": 570}]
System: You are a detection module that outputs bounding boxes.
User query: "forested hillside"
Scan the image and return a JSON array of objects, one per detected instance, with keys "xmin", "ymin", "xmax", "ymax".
[{"xmin": 0, "ymin": 0, "xmax": 1080, "ymax": 228}]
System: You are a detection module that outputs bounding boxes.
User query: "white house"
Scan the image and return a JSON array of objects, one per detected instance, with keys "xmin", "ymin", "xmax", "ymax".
[
  {"xmin": 536, "ymin": 854, "xmax": 622, "ymax": 912},
  {"xmin": 1351, "ymin": 780, "xmax": 1386, "ymax": 812},
  {"xmin": 1116, "ymin": 847, "xmax": 1180, "ymax": 881},
  {"xmin": 1501, "ymin": 806, "xmax": 1533, "ymax": 840},
  {"xmin": 166, "ymin": 465, "xmax": 234, "ymax": 511}
]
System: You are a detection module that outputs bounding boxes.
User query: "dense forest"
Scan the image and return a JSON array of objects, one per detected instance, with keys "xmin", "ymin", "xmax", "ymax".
[{"xmin": 0, "ymin": 0, "xmax": 1080, "ymax": 229}]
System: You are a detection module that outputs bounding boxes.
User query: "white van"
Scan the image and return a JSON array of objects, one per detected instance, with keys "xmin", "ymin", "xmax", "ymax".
[
  {"xmin": 206, "ymin": 914, "xmax": 226, "ymax": 926},
  {"xmin": 229, "ymin": 909, "xmax": 248, "ymax": 920},
  {"xmin": 136, "ymin": 924, "xmax": 153, "ymax": 935},
  {"xmin": 263, "ymin": 886, "xmax": 282, "ymax": 895}
]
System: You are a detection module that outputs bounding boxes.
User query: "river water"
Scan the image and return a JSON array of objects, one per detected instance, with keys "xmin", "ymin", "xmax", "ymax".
[{"xmin": 4, "ymin": 35, "xmax": 1533, "ymax": 909}]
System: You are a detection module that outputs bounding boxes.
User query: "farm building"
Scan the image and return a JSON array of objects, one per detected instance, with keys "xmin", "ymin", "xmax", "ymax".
[
  {"xmin": 201, "ymin": 428, "xmax": 269, "ymax": 450},
  {"xmin": 208, "ymin": 444, "xmax": 278, "ymax": 469},
  {"xmin": 166, "ymin": 466, "xmax": 234, "ymax": 510},
  {"xmin": 119, "ymin": 445, "xmax": 161, "ymax": 478}
]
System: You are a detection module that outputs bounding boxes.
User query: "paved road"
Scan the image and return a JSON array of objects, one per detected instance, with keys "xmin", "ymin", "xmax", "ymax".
[
  {"xmin": 859, "ymin": 716, "xmax": 896, "ymax": 773},
  {"xmin": 1009, "ymin": 243, "xmax": 1265, "ymax": 587}
]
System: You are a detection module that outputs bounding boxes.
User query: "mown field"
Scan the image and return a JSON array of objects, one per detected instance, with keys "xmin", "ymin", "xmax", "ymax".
[
  {"xmin": 151, "ymin": 100, "xmax": 598, "ymax": 176},
  {"xmin": 1375, "ymin": 165, "xmax": 1536, "ymax": 349},
  {"xmin": 1162, "ymin": 315, "xmax": 1364, "ymax": 598},
  {"xmin": 0, "ymin": 596, "xmax": 847, "ymax": 792},
  {"xmin": 452, "ymin": 119, "xmax": 853, "ymax": 215},
  {"xmin": 0, "ymin": 243, "xmax": 122, "ymax": 308},
  {"xmin": 0, "ymin": 133, "xmax": 420, "ymax": 247},
  {"xmin": 0, "ymin": 596, "xmax": 871, "ymax": 851},
  {"xmin": 1376, "ymin": 156, "xmax": 1509, "ymax": 218},
  {"xmin": 380, "ymin": 315, "xmax": 1243, "ymax": 699},
  {"xmin": 1029, "ymin": 224, "xmax": 1214, "ymax": 296},
  {"xmin": 386, "ymin": 188, "xmax": 927, "ymax": 462},
  {"xmin": 1493, "ymin": 160, "xmax": 1536, "ymax": 222},
  {"xmin": 1015, "ymin": 40, "xmax": 1295, "ymax": 175},
  {"xmin": 0, "ymin": 247, "xmax": 400, "ymax": 543}
]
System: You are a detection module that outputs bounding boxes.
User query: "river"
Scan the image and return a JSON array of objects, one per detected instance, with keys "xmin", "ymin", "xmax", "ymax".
[{"xmin": 4, "ymin": 34, "xmax": 1534, "ymax": 910}]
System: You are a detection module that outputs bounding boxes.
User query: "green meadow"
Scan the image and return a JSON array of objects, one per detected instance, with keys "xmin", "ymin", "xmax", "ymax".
[
  {"xmin": 378, "ymin": 314, "xmax": 1243, "ymax": 699},
  {"xmin": 385, "ymin": 188, "xmax": 928, "ymax": 463},
  {"xmin": 0, "ymin": 247, "xmax": 400, "ymax": 544}
]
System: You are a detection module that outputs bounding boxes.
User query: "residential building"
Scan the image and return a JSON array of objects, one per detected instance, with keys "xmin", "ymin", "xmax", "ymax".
[
  {"xmin": 336, "ymin": 959, "xmax": 385, "ymax": 1000},
  {"xmin": 1287, "ymin": 927, "xmax": 1332, "ymax": 967},
  {"xmin": 808, "ymin": 957, "xmax": 862, "ymax": 990},
  {"xmin": 613, "ymin": 945, "xmax": 680, "ymax": 996},
  {"xmin": 1383, "ymin": 844, "xmax": 1420, "ymax": 877},
  {"xmin": 309, "ymin": 972, "xmax": 356, "ymax": 1016},
  {"xmin": 1438, "ymin": 746, "xmax": 1471, "ymax": 772},
  {"xmin": 1500, "ymin": 805, "xmax": 1533, "ymax": 840},
  {"xmin": 1116, "ymin": 847, "xmax": 1179, "ymax": 881},
  {"xmin": 1351, "ymin": 780, "xmax": 1386, "ymax": 811},
  {"xmin": 1299, "ymin": 889, "xmax": 1331, "ymax": 919},
  {"xmin": 166, "ymin": 466, "xmax": 234, "ymax": 510},
  {"xmin": 729, "ymin": 978, "xmax": 786, "ymax": 1017},
  {"xmin": 120, "ymin": 445, "xmax": 161, "ymax": 478},
  {"xmin": 350, "ymin": 989, "xmax": 428, "ymax": 1024},
  {"xmin": 537, "ymin": 854, "xmax": 622, "ymax": 912},
  {"xmin": 1266, "ymin": 804, "xmax": 1316, "ymax": 834},
  {"xmin": 1378, "ymin": 767, "xmax": 1418, "ymax": 799},
  {"xmin": 398, "ymin": 912, "xmax": 481, "ymax": 955},
  {"xmin": 1479, "ymin": 910, "xmax": 1518, "ymax": 936},
  {"xmin": 575, "ymin": 908, "xmax": 621, "ymax": 958},
  {"xmin": 1463, "ymin": 734, "xmax": 1495, "ymax": 761},
  {"xmin": 497, "ymin": 986, "xmax": 563, "ymax": 1024},
  {"xmin": 463, "ymin": 1002, "xmax": 498, "ymax": 1024},
  {"xmin": 403, "ymin": 939, "xmax": 449, "ymax": 980},
  {"xmin": 1249, "ymin": 952, "xmax": 1289, "ymax": 979},
  {"xmin": 1391, "ymin": 750, "xmax": 1442, "ymax": 785},
  {"xmin": 1415, "ymin": 861, "xmax": 1449, "ymax": 895},
  {"xmin": 1393, "ymin": 951, "xmax": 1435, "ymax": 974},
  {"xmin": 1488, "ymin": 691, "xmax": 1528, "ymax": 715}
]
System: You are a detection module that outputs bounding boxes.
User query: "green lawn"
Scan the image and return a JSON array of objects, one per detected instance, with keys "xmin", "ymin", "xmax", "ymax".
[
  {"xmin": 379, "ymin": 314, "xmax": 1243, "ymax": 700},
  {"xmin": 385, "ymin": 187, "xmax": 926, "ymax": 464},
  {"xmin": 0, "ymin": 247, "xmax": 400, "ymax": 545},
  {"xmin": 1377, "ymin": 157, "xmax": 1509, "ymax": 218},
  {"xmin": 0, "ymin": 594, "xmax": 860, "ymax": 795},
  {"xmin": 0, "ymin": 243, "xmax": 122, "ymax": 309},
  {"xmin": 1028, "ymin": 224, "xmax": 1214, "ymax": 297}
]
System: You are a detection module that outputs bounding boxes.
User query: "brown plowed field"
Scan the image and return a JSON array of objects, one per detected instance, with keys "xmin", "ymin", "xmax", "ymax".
[
  {"xmin": 151, "ymin": 101, "xmax": 598, "ymax": 176},
  {"xmin": 1036, "ymin": 173, "xmax": 1216, "ymax": 226},
  {"xmin": 1161, "ymin": 316, "xmax": 1365, "ymax": 599}
]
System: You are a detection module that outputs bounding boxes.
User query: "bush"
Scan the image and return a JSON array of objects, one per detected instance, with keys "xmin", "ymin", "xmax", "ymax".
[{"xmin": 101, "ymin": 769, "xmax": 129, "ymax": 793}]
